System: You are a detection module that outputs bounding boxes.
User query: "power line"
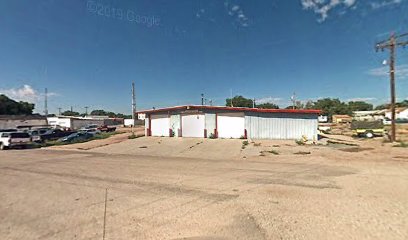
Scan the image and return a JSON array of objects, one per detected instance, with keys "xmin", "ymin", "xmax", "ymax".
[{"xmin": 375, "ymin": 31, "xmax": 408, "ymax": 142}]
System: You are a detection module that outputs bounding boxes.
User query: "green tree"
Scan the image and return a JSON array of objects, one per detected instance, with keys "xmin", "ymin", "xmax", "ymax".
[
  {"xmin": 375, "ymin": 103, "xmax": 389, "ymax": 110},
  {"xmin": 90, "ymin": 109, "xmax": 131, "ymax": 118},
  {"xmin": 61, "ymin": 110, "xmax": 80, "ymax": 116},
  {"xmin": 226, "ymin": 96, "xmax": 253, "ymax": 108},
  {"xmin": 286, "ymin": 101, "xmax": 304, "ymax": 110},
  {"xmin": 90, "ymin": 109, "xmax": 109, "ymax": 116},
  {"xmin": 304, "ymin": 100, "xmax": 314, "ymax": 109},
  {"xmin": 348, "ymin": 101, "xmax": 373, "ymax": 111},
  {"xmin": 312, "ymin": 98, "xmax": 351, "ymax": 118},
  {"xmin": 256, "ymin": 102, "xmax": 279, "ymax": 109},
  {"xmin": 375, "ymin": 100, "xmax": 408, "ymax": 110},
  {"xmin": 396, "ymin": 100, "xmax": 408, "ymax": 108},
  {"xmin": 0, "ymin": 94, "xmax": 35, "ymax": 115}
]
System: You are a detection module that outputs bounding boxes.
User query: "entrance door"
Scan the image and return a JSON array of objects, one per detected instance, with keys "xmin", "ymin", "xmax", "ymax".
[
  {"xmin": 217, "ymin": 112, "xmax": 245, "ymax": 138},
  {"xmin": 151, "ymin": 114, "xmax": 170, "ymax": 137},
  {"xmin": 182, "ymin": 114, "xmax": 205, "ymax": 137}
]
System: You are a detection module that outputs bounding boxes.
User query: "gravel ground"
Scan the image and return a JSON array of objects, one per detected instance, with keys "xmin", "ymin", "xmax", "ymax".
[{"xmin": 0, "ymin": 137, "xmax": 407, "ymax": 239}]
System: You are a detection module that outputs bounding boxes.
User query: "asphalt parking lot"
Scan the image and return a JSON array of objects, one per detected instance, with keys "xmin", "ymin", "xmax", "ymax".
[{"xmin": 1, "ymin": 137, "xmax": 407, "ymax": 239}]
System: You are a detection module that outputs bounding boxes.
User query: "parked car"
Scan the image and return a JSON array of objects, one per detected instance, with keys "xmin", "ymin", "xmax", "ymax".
[
  {"xmin": 82, "ymin": 124, "xmax": 99, "ymax": 130},
  {"xmin": 27, "ymin": 129, "xmax": 42, "ymax": 142},
  {"xmin": 98, "ymin": 125, "xmax": 116, "ymax": 132},
  {"xmin": 79, "ymin": 128, "xmax": 101, "ymax": 135},
  {"xmin": 0, "ymin": 129, "xmax": 18, "ymax": 133},
  {"xmin": 0, "ymin": 132, "xmax": 31, "ymax": 150},
  {"xmin": 57, "ymin": 132, "xmax": 94, "ymax": 143},
  {"xmin": 383, "ymin": 118, "xmax": 392, "ymax": 125},
  {"xmin": 79, "ymin": 124, "xmax": 101, "ymax": 135},
  {"xmin": 41, "ymin": 129, "xmax": 76, "ymax": 141}
]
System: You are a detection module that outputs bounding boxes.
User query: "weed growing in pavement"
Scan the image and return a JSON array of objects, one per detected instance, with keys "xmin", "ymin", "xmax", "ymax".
[
  {"xmin": 394, "ymin": 141, "xmax": 408, "ymax": 148},
  {"xmin": 268, "ymin": 150, "xmax": 279, "ymax": 155},
  {"xmin": 128, "ymin": 134, "xmax": 138, "ymax": 139},
  {"xmin": 242, "ymin": 140, "xmax": 249, "ymax": 149},
  {"xmin": 295, "ymin": 139, "xmax": 306, "ymax": 145},
  {"xmin": 294, "ymin": 151, "xmax": 311, "ymax": 155}
]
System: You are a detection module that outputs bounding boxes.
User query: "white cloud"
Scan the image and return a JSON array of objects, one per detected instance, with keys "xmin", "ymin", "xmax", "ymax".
[
  {"xmin": 301, "ymin": 0, "xmax": 405, "ymax": 21},
  {"xmin": 367, "ymin": 64, "xmax": 408, "ymax": 79},
  {"xmin": 301, "ymin": 0, "xmax": 357, "ymax": 22},
  {"xmin": 344, "ymin": 0, "xmax": 357, "ymax": 7},
  {"xmin": 231, "ymin": 5, "xmax": 240, "ymax": 11},
  {"xmin": 256, "ymin": 97, "xmax": 282, "ymax": 104},
  {"xmin": 347, "ymin": 97, "xmax": 377, "ymax": 102},
  {"xmin": 0, "ymin": 85, "xmax": 57, "ymax": 103},
  {"xmin": 370, "ymin": 0, "xmax": 402, "ymax": 9},
  {"xmin": 224, "ymin": 1, "xmax": 250, "ymax": 27}
]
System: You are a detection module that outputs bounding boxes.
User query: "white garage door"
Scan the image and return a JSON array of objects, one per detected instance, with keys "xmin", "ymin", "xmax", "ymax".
[
  {"xmin": 217, "ymin": 112, "xmax": 245, "ymax": 139},
  {"xmin": 182, "ymin": 114, "xmax": 205, "ymax": 138},
  {"xmin": 151, "ymin": 114, "xmax": 169, "ymax": 137}
]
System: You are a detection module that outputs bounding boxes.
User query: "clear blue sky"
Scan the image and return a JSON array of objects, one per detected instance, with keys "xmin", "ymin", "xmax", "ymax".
[{"xmin": 1, "ymin": 0, "xmax": 408, "ymax": 114}]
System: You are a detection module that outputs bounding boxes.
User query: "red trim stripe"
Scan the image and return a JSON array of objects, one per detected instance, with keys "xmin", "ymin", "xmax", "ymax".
[{"xmin": 137, "ymin": 105, "xmax": 320, "ymax": 115}]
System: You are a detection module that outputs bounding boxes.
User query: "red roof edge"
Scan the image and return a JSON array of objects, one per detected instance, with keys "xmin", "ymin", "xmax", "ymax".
[{"xmin": 136, "ymin": 105, "xmax": 321, "ymax": 115}]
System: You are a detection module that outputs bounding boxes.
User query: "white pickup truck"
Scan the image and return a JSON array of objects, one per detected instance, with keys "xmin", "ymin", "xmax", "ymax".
[{"xmin": 0, "ymin": 132, "xmax": 31, "ymax": 150}]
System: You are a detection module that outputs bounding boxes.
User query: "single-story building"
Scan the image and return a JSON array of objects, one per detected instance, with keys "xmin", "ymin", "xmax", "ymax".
[
  {"xmin": 124, "ymin": 119, "xmax": 144, "ymax": 127},
  {"xmin": 0, "ymin": 115, "xmax": 48, "ymax": 130},
  {"xmin": 136, "ymin": 105, "xmax": 320, "ymax": 140},
  {"xmin": 47, "ymin": 116, "xmax": 123, "ymax": 130},
  {"xmin": 332, "ymin": 115, "xmax": 352, "ymax": 124},
  {"xmin": 353, "ymin": 110, "xmax": 385, "ymax": 121},
  {"xmin": 318, "ymin": 115, "xmax": 328, "ymax": 123},
  {"xmin": 384, "ymin": 107, "xmax": 408, "ymax": 120}
]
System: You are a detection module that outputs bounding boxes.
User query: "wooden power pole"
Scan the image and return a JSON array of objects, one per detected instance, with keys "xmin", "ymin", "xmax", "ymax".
[{"xmin": 375, "ymin": 32, "xmax": 408, "ymax": 142}]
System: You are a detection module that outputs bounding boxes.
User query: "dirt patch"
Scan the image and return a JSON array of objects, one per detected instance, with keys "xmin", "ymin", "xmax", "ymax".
[
  {"xmin": 338, "ymin": 147, "xmax": 374, "ymax": 152},
  {"xmin": 248, "ymin": 178, "xmax": 340, "ymax": 189},
  {"xmin": 260, "ymin": 150, "xmax": 279, "ymax": 156},
  {"xmin": 294, "ymin": 151, "xmax": 311, "ymax": 155}
]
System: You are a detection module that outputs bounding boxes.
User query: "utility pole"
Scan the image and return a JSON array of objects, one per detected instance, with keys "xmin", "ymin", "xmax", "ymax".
[
  {"xmin": 376, "ymin": 32, "xmax": 408, "ymax": 142},
  {"xmin": 85, "ymin": 106, "xmax": 89, "ymax": 116},
  {"xmin": 291, "ymin": 92, "xmax": 296, "ymax": 110},
  {"xmin": 44, "ymin": 88, "xmax": 48, "ymax": 116},
  {"xmin": 131, "ymin": 82, "xmax": 136, "ymax": 136},
  {"xmin": 58, "ymin": 107, "xmax": 62, "ymax": 116},
  {"xmin": 230, "ymin": 89, "xmax": 233, "ymax": 107},
  {"xmin": 201, "ymin": 93, "xmax": 204, "ymax": 105},
  {"xmin": 253, "ymin": 98, "xmax": 256, "ymax": 108},
  {"xmin": 209, "ymin": 99, "xmax": 213, "ymax": 106}
]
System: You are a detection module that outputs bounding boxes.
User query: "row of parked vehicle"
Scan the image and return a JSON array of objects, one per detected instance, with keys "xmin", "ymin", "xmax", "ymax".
[{"xmin": 0, "ymin": 124, "xmax": 116, "ymax": 150}]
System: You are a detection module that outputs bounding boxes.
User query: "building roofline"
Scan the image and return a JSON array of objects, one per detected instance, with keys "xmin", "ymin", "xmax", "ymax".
[{"xmin": 136, "ymin": 105, "xmax": 321, "ymax": 115}]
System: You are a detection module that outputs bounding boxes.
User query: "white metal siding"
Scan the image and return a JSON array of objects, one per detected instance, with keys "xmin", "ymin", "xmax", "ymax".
[
  {"xmin": 245, "ymin": 113, "xmax": 318, "ymax": 140},
  {"xmin": 124, "ymin": 119, "xmax": 135, "ymax": 127},
  {"xmin": 182, "ymin": 114, "xmax": 205, "ymax": 138},
  {"xmin": 151, "ymin": 114, "xmax": 170, "ymax": 137},
  {"xmin": 217, "ymin": 112, "xmax": 245, "ymax": 139},
  {"xmin": 47, "ymin": 117, "xmax": 72, "ymax": 129}
]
